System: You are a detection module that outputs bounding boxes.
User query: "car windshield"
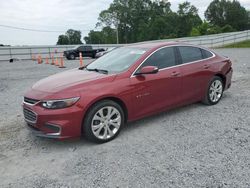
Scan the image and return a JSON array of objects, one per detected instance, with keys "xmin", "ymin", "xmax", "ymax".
[{"xmin": 86, "ymin": 47, "xmax": 147, "ymax": 74}]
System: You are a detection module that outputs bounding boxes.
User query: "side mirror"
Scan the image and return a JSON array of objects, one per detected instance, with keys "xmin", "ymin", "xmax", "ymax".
[{"xmin": 135, "ymin": 66, "xmax": 159, "ymax": 75}]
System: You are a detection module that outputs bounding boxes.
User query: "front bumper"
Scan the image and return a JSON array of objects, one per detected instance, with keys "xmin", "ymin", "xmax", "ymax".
[
  {"xmin": 23, "ymin": 102, "xmax": 84, "ymax": 139},
  {"xmin": 26, "ymin": 123, "xmax": 62, "ymax": 139}
]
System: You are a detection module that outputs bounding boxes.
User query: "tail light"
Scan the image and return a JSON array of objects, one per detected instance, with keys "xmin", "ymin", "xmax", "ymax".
[
  {"xmin": 227, "ymin": 59, "xmax": 232, "ymax": 67},
  {"xmin": 223, "ymin": 59, "xmax": 232, "ymax": 67}
]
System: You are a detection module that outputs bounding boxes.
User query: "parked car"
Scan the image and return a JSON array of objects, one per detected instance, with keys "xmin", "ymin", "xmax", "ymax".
[
  {"xmin": 95, "ymin": 48, "xmax": 116, "ymax": 58},
  {"xmin": 23, "ymin": 42, "xmax": 233, "ymax": 143},
  {"xmin": 95, "ymin": 50, "xmax": 108, "ymax": 58},
  {"xmin": 64, "ymin": 45, "xmax": 105, "ymax": 60}
]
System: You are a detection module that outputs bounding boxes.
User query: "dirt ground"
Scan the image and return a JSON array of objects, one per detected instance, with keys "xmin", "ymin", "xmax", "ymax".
[{"xmin": 0, "ymin": 49, "xmax": 250, "ymax": 187}]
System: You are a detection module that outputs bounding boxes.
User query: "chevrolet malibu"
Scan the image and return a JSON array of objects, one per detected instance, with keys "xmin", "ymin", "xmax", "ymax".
[{"xmin": 23, "ymin": 42, "xmax": 233, "ymax": 143}]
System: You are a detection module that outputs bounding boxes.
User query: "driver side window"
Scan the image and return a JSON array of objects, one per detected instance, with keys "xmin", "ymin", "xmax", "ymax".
[
  {"xmin": 139, "ymin": 47, "xmax": 176, "ymax": 70},
  {"xmin": 78, "ymin": 46, "xmax": 84, "ymax": 51}
]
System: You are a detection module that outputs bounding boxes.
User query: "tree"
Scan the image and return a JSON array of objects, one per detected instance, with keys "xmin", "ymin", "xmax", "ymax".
[
  {"xmin": 57, "ymin": 29, "xmax": 83, "ymax": 45},
  {"xmin": 95, "ymin": 0, "xmax": 186, "ymax": 43},
  {"xmin": 66, "ymin": 29, "xmax": 83, "ymax": 44},
  {"xmin": 190, "ymin": 20, "xmax": 236, "ymax": 36},
  {"xmin": 221, "ymin": 24, "xmax": 235, "ymax": 32},
  {"xmin": 205, "ymin": 0, "xmax": 249, "ymax": 31},
  {"xmin": 84, "ymin": 30, "xmax": 102, "ymax": 44},
  {"xmin": 84, "ymin": 26, "xmax": 116, "ymax": 44},
  {"xmin": 176, "ymin": 1, "xmax": 202, "ymax": 37},
  {"xmin": 190, "ymin": 28, "xmax": 201, "ymax": 36},
  {"xmin": 247, "ymin": 10, "xmax": 250, "ymax": 29},
  {"xmin": 56, "ymin": 35, "xmax": 69, "ymax": 45}
]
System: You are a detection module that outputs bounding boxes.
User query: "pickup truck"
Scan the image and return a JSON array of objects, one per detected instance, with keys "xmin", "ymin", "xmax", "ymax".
[{"xmin": 63, "ymin": 45, "xmax": 105, "ymax": 60}]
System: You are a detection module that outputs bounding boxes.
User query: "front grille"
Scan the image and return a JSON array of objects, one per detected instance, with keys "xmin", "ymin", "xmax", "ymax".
[
  {"xmin": 23, "ymin": 108, "xmax": 37, "ymax": 123},
  {"xmin": 24, "ymin": 97, "xmax": 40, "ymax": 105}
]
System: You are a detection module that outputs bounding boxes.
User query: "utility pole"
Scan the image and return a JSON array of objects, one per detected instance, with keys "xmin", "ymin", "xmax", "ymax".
[
  {"xmin": 116, "ymin": 24, "xmax": 119, "ymax": 44},
  {"xmin": 116, "ymin": 21, "xmax": 119, "ymax": 44},
  {"xmin": 115, "ymin": 12, "xmax": 119, "ymax": 44}
]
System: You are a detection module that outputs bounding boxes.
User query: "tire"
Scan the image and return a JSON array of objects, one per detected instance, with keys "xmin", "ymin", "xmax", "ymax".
[
  {"xmin": 202, "ymin": 76, "xmax": 224, "ymax": 105},
  {"xmin": 69, "ymin": 54, "xmax": 75, "ymax": 60},
  {"xmin": 92, "ymin": 53, "xmax": 96, "ymax": 59},
  {"xmin": 83, "ymin": 100, "xmax": 124, "ymax": 143}
]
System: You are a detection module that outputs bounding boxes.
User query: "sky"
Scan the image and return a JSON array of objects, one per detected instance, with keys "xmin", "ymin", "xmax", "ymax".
[{"xmin": 0, "ymin": 0, "xmax": 250, "ymax": 46}]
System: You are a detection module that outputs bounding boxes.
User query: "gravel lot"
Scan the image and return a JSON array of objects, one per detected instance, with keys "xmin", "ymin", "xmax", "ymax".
[{"xmin": 0, "ymin": 49, "xmax": 250, "ymax": 188}]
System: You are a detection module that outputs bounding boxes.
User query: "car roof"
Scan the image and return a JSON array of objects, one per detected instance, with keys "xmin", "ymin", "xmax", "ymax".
[{"xmin": 126, "ymin": 41, "xmax": 184, "ymax": 49}]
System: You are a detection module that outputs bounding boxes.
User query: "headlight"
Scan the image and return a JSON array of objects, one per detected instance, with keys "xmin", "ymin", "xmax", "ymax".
[{"xmin": 41, "ymin": 97, "xmax": 80, "ymax": 109}]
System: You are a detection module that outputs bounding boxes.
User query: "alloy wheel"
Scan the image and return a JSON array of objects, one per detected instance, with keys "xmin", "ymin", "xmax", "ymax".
[
  {"xmin": 91, "ymin": 106, "xmax": 121, "ymax": 140},
  {"xmin": 209, "ymin": 80, "xmax": 223, "ymax": 103}
]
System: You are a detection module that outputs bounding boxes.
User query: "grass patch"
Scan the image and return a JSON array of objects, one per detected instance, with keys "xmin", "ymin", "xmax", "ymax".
[{"xmin": 220, "ymin": 40, "xmax": 250, "ymax": 48}]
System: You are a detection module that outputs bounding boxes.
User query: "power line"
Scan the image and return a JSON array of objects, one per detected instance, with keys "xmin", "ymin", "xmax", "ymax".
[
  {"xmin": 0, "ymin": 24, "xmax": 65, "ymax": 33},
  {"xmin": 0, "ymin": 24, "xmax": 96, "ymax": 33}
]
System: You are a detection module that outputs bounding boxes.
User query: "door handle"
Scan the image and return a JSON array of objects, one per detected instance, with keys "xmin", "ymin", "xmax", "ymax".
[
  {"xmin": 171, "ymin": 71, "xmax": 180, "ymax": 77},
  {"xmin": 204, "ymin": 64, "xmax": 210, "ymax": 69}
]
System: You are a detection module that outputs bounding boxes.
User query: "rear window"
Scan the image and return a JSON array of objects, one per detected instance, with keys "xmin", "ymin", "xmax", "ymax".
[
  {"xmin": 178, "ymin": 46, "xmax": 203, "ymax": 64},
  {"xmin": 201, "ymin": 49, "xmax": 213, "ymax": 58}
]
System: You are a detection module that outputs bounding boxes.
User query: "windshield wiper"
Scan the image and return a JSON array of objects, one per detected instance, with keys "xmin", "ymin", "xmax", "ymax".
[{"xmin": 87, "ymin": 68, "xmax": 108, "ymax": 74}]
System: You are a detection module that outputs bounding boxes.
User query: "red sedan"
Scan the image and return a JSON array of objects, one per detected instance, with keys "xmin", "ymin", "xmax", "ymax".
[{"xmin": 23, "ymin": 42, "xmax": 233, "ymax": 143}]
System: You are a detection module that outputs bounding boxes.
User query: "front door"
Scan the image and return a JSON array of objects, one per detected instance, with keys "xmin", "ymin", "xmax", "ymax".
[{"xmin": 129, "ymin": 47, "xmax": 182, "ymax": 119}]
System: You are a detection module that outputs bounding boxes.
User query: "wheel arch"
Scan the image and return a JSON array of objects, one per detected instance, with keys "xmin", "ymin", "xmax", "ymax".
[
  {"xmin": 81, "ymin": 96, "xmax": 128, "ymax": 134},
  {"xmin": 214, "ymin": 73, "xmax": 226, "ymax": 90}
]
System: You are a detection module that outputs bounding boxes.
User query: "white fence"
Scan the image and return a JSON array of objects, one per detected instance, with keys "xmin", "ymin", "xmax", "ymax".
[{"xmin": 0, "ymin": 30, "xmax": 249, "ymax": 61}]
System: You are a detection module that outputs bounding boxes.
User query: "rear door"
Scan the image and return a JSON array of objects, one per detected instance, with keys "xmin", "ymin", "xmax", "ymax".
[
  {"xmin": 177, "ymin": 46, "xmax": 208, "ymax": 103},
  {"xmin": 77, "ymin": 46, "xmax": 84, "ymax": 57},
  {"xmin": 84, "ymin": 46, "xmax": 93, "ymax": 57},
  {"xmin": 200, "ymin": 49, "xmax": 216, "ymax": 94},
  {"xmin": 130, "ymin": 47, "xmax": 182, "ymax": 118}
]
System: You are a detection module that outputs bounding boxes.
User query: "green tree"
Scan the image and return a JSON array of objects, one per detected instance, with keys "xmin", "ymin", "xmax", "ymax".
[
  {"xmin": 102, "ymin": 26, "xmax": 117, "ymax": 43},
  {"xmin": 197, "ymin": 21, "xmax": 210, "ymax": 35},
  {"xmin": 57, "ymin": 29, "xmax": 83, "ymax": 45},
  {"xmin": 205, "ymin": 0, "xmax": 249, "ymax": 31},
  {"xmin": 221, "ymin": 24, "xmax": 235, "ymax": 32},
  {"xmin": 207, "ymin": 25, "xmax": 222, "ymax": 34},
  {"xmin": 190, "ymin": 28, "xmax": 201, "ymax": 36},
  {"xmin": 66, "ymin": 29, "xmax": 83, "ymax": 44},
  {"xmin": 56, "ymin": 35, "xmax": 69, "ymax": 45},
  {"xmin": 176, "ymin": 1, "xmax": 202, "ymax": 37},
  {"xmin": 84, "ymin": 26, "xmax": 116, "ymax": 44},
  {"xmin": 84, "ymin": 30, "xmax": 103, "ymax": 44},
  {"xmin": 191, "ymin": 20, "xmax": 228, "ymax": 36},
  {"xmin": 95, "ymin": 0, "xmax": 184, "ymax": 43},
  {"xmin": 247, "ymin": 10, "xmax": 250, "ymax": 28}
]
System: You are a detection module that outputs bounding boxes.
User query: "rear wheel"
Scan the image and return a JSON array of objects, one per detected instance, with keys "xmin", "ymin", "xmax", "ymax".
[
  {"xmin": 83, "ymin": 100, "xmax": 124, "ymax": 143},
  {"xmin": 203, "ymin": 76, "xmax": 224, "ymax": 105}
]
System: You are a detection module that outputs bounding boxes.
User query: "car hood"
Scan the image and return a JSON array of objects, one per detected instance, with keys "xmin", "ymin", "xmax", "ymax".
[{"xmin": 31, "ymin": 69, "xmax": 115, "ymax": 93}]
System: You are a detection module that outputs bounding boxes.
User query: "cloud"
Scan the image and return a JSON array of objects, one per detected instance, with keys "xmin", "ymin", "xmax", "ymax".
[{"xmin": 0, "ymin": 0, "xmax": 113, "ymax": 45}]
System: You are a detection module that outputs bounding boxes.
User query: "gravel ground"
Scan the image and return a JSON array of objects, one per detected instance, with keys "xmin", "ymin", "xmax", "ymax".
[{"xmin": 0, "ymin": 49, "xmax": 250, "ymax": 188}]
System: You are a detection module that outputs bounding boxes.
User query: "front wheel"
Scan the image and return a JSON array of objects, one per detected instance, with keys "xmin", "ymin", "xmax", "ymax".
[
  {"xmin": 202, "ymin": 76, "xmax": 224, "ymax": 105},
  {"xmin": 83, "ymin": 100, "xmax": 124, "ymax": 143}
]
